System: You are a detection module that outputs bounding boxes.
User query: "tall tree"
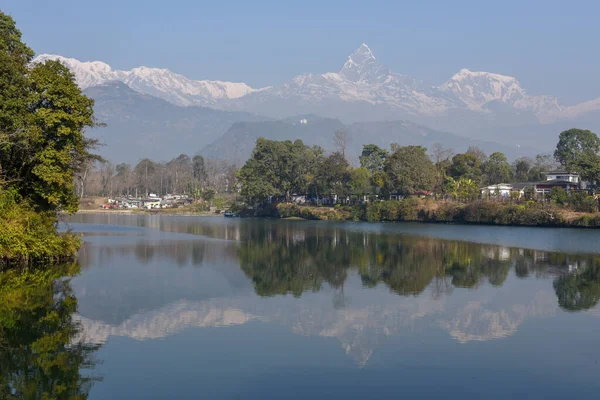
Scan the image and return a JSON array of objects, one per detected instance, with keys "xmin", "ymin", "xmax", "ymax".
[
  {"xmin": 316, "ymin": 152, "xmax": 351, "ymax": 197},
  {"xmin": 554, "ymin": 128, "xmax": 600, "ymax": 174},
  {"xmin": 359, "ymin": 144, "xmax": 389, "ymax": 173},
  {"xmin": 513, "ymin": 157, "xmax": 532, "ymax": 182},
  {"xmin": 384, "ymin": 145, "xmax": 436, "ymax": 195},
  {"xmin": 449, "ymin": 153, "xmax": 483, "ymax": 183},
  {"xmin": 238, "ymin": 138, "xmax": 322, "ymax": 203},
  {"xmin": 483, "ymin": 152, "xmax": 512, "ymax": 184},
  {"xmin": 0, "ymin": 11, "xmax": 101, "ymax": 213}
]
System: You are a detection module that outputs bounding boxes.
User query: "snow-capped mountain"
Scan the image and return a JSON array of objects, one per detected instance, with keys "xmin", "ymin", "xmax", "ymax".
[
  {"xmin": 33, "ymin": 54, "xmax": 263, "ymax": 107},
  {"xmin": 34, "ymin": 44, "xmax": 600, "ymax": 125},
  {"xmin": 228, "ymin": 44, "xmax": 599, "ymax": 124}
]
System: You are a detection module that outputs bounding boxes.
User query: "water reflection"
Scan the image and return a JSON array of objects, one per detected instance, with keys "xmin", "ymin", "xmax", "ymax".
[
  {"xmin": 58, "ymin": 216, "xmax": 600, "ymax": 371},
  {"xmin": 0, "ymin": 264, "xmax": 101, "ymax": 399}
]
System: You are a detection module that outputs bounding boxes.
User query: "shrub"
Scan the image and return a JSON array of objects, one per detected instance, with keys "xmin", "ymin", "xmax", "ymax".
[
  {"xmin": 569, "ymin": 191, "xmax": 598, "ymax": 213},
  {"xmin": 1, "ymin": 190, "xmax": 80, "ymax": 267},
  {"xmin": 365, "ymin": 202, "xmax": 382, "ymax": 222},
  {"xmin": 549, "ymin": 187, "xmax": 568, "ymax": 207},
  {"xmin": 398, "ymin": 197, "xmax": 420, "ymax": 221}
]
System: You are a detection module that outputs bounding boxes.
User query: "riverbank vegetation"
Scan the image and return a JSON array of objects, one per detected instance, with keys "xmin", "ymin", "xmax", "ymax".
[
  {"xmin": 237, "ymin": 128, "xmax": 600, "ymax": 228},
  {"xmin": 0, "ymin": 12, "xmax": 99, "ymax": 267}
]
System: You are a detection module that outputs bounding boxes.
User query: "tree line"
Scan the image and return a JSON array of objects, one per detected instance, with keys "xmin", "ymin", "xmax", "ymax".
[
  {"xmin": 79, "ymin": 154, "xmax": 238, "ymax": 199},
  {"xmin": 238, "ymin": 128, "xmax": 600, "ymax": 204}
]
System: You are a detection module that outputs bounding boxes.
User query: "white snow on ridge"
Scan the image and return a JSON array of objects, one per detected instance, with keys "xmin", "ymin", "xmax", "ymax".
[
  {"xmin": 33, "ymin": 54, "xmax": 262, "ymax": 106},
  {"xmin": 33, "ymin": 46, "xmax": 600, "ymax": 122}
]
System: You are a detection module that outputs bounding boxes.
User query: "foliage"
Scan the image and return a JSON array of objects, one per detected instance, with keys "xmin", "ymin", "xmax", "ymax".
[
  {"xmin": 0, "ymin": 12, "xmax": 100, "ymax": 214},
  {"xmin": 238, "ymin": 138, "xmax": 323, "ymax": 204},
  {"xmin": 569, "ymin": 191, "xmax": 597, "ymax": 213},
  {"xmin": 349, "ymin": 167, "xmax": 372, "ymax": 195},
  {"xmin": 384, "ymin": 145, "xmax": 436, "ymax": 195},
  {"xmin": 554, "ymin": 128, "xmax": 600, "ymax": 177},
  {"xmin": 0, "ymin": 189, "xmax": 80, "ymax": 268},
  {"xmin": 0, "ymin": 11, "xmax": 101, "ymax": 264},
  {"xmin": 359, "ymin": 144, "xmax": 389, "ymax": 173},
  {"xmin": 315, "ymin": 152, "xmax": 351, "ymax": 197},
  {"xmin": 483, "ymin": 152, "xmax": 512, "ymax": 184},
  {"xmin": 0, "ymin": 263, "xmax": 101, "ymax": 398},
  {"xmin": 448, "ymin": 153, "xmax": 483, "ymax": 183},
  {"xmin": 549, "ymin": 187, "xmax": 568, "ymax": 207}
]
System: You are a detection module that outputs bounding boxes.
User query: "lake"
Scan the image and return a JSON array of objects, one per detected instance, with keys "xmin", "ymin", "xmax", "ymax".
[{"xmin": 7, "ymin": 214, "xmax": 600, "ymax": 399}]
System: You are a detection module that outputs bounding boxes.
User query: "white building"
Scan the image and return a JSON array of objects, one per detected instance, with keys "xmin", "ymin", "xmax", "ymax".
[{"xmin": 545, "ymin": 171, "xmax": 579, "ymax": 183}]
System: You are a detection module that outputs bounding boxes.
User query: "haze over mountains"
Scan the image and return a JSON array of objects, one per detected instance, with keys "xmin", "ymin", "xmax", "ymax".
[{"xmin": 34, "ymin": 44, "xmax": 600, "ymax": 163}]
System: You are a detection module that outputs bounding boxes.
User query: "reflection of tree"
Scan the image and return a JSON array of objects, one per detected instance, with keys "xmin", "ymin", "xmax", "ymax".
[
  {"xmin": 237, "ymin": 223, "xmax": 520, "ymax": 298},
  {"xmin": 554, "ymin": 261, "xmax": 600, "ymax": 312},
  {"xmin": 0, "ymin": 264, "xmax": 101, "ymax": 399}
]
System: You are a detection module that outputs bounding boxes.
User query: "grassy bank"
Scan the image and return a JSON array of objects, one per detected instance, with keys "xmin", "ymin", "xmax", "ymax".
[{"xmin": 275, "ymin": 199, "xmax": 600, "ymax": 228}]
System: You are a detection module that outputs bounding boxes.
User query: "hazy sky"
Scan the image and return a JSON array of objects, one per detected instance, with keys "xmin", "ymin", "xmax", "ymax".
[{"xmin": 4, "ymin": 0, "xmax": 599, "ymax": 104}]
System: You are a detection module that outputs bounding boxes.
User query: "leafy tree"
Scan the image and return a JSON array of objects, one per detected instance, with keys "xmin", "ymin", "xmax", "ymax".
[
  {"xmin": 359, "ymin": 144, "xmax": 389, "ymax": 173},
  {"xmin": 315, "ymin": 152, "xmax": 351, "ymax": 197},
  {"xmin": 238, "ymin": 138, "xmax": 322, "ymax": 203},
  {"xmin": 349, "ymin": 167, "xmax": 372, "ymax": 195},
  {"xmin": 193, "ymin": 155, "xmax": 207, "ymax": 182},
  {"xmin": 456, "ymin": 178, "xmax": 479, "ymax": 202},
  {"xmin": 554, "ymin": 128, "xmax": 600, "ymax": 173},
  {"xmin": 483, "ymin": 152, "xmax": 512, "ymax": 184},
  {"xmin": 448, "ymin": 153, "xmax": 483, "ymax": 183},
  {"xmin": 513, "ymin": 157, "xmax": 532, "ymax": 182},
  {"xmin": 384, "ymin": 145, "xmax": 436, "ymax": 195},
  {"xmin": 549, "ymin": 186, "xmax": 568, "ymax": 207}
]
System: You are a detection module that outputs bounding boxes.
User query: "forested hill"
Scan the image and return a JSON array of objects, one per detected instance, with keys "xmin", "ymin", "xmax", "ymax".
[
  {"xmin": 83, "ymin": 82, "xmax": 267, "ymax": 163},
  {"xmin": 200, "ymin": 116, "xmax": 539, "ymax": 166}
]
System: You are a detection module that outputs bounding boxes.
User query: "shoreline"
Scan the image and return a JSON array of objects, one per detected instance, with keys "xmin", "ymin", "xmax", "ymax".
[{"xmin": 74, "ymin": 209, "xmax": 222, "ymax": 217}]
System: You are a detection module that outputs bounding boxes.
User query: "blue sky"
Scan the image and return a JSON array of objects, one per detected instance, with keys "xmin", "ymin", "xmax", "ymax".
[{"xmin": 3, "ymin": 0, "xmax": 599, "ymax": 103}]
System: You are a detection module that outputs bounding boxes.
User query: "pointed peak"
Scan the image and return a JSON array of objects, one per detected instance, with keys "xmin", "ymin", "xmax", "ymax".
[{"xmin": 351, "ymin": 43, "xmax": 375, "ymax": 60}]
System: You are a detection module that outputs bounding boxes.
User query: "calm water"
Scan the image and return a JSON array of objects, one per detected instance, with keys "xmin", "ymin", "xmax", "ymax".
[{"xmin": 7, "ymin": 214, "xmax": 600, "ymax": 399}]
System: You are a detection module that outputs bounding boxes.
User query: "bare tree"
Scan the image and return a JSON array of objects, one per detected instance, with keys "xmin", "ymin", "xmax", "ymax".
[
  {"xmin": 333, "ymin": 130, "xmax": 349, "ymax": 158},
  {"xmin": 429, "ymin": 142, "xmax": 454, "ymax": 164}
]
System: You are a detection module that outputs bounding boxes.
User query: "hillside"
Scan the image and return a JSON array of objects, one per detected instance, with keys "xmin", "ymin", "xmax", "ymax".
[{"xmin": 84, "ymin": 82, "xmax": 266, "ymax": 162}]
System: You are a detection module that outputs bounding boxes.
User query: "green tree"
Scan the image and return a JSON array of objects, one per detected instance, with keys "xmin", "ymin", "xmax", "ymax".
[
  {"xmin": 483, "ymin": 152, "xmax": 512, "ymax": 184},
  {"xmin": 449, "ymin": 153, "xmax": 483, "ymax": 183},
  {"xmin": 554, "ymin": 128, "xmax": 600, "ymax": 176},
  {"xmin": 316, "ymin": 152, "xmax": 351, "ymax": 197},
  {"xmin": 238, "ymin": 138, "xmax": 322, "ymax": 203},
  {"xmin": 349, "ymin": 167, "xmax": 372, "ymax": 195},
  {"xmin": 513, "ymin": 157, "xmax": 532, "ymax": 182},
  {"xmin": 0, "ymin": 264, "xmax": 101, "ymax": 398},
  {"xmin": 384, "ymin": 146, "xmax": 436, "ymax": 195},
  {"xmin": 549, "ymin": 186, "xmax": 568, "ymax": 207},
  {"xmin": 359, "ymin": 144, "xmax": 389, "ymax": 173}
]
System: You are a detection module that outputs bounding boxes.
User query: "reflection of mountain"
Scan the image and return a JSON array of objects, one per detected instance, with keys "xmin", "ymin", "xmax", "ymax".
[
  {"xmin": 68, "ymin": 216, "xmax": 600, "ymax": 366},
  {"xmin": 441, "ymin": 293, "xmax": 557, "ymax": 343},
  {"xmin": 76, "ymin": 276, "xmax": 565, "ymax": 366}
]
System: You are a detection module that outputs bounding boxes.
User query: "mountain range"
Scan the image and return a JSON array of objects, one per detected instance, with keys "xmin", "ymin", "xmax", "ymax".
[
  {"xmin": 35, "ymin": 44, "xmax": 600, "ymax": 123},
  {"xmin": 33, "ymin": 44, "xmax": 600, "ymax": 162}
]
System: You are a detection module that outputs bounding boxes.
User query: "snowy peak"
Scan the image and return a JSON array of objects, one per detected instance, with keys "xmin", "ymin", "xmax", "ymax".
[
  {"xmin": 32, "ymin": 54, "xmax": 261, "ymax": 106},
  {"xmin": 33, "ymin": 54, "xmax": 124, "ymax": 88},
  {"xmin": 339, "ymin": 43, "xmax": 389, "ymax": 83},
  {"xmin": 439, "ymin": 68, "xmax": 528, "ymax": 110}
]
